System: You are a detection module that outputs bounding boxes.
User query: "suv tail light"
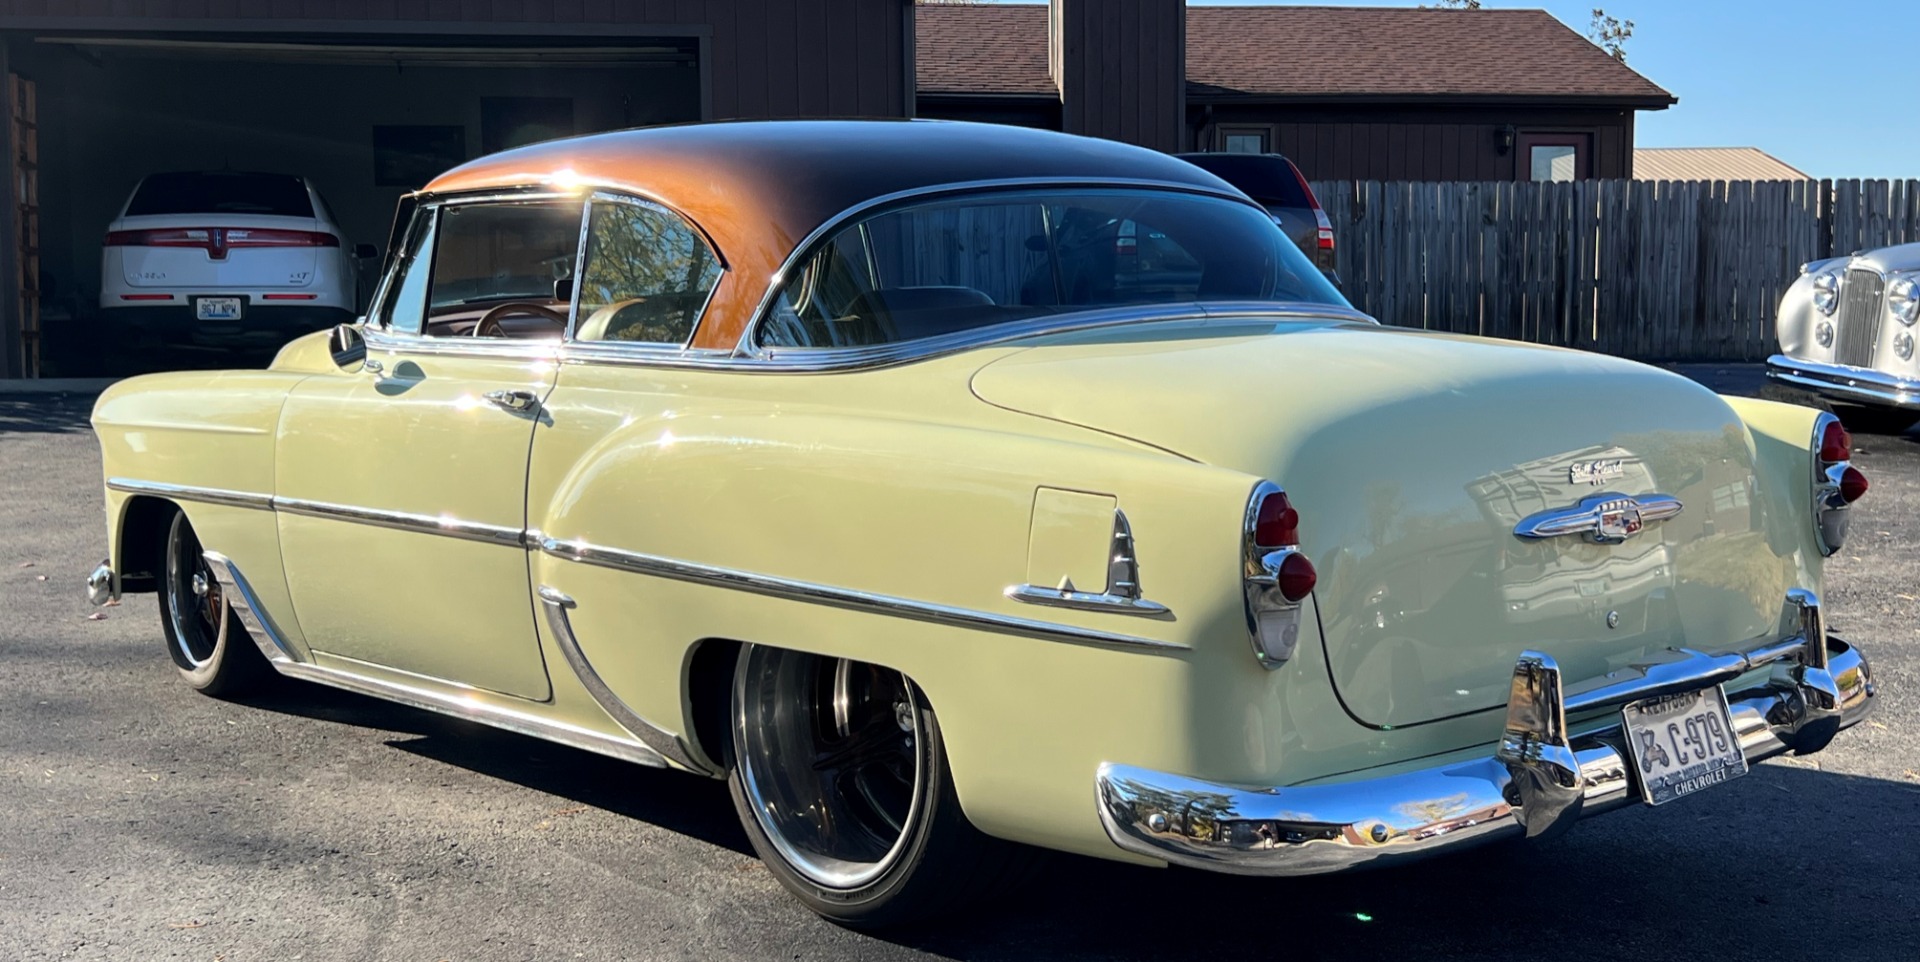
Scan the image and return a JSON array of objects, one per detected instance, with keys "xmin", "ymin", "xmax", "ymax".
[
  {"xmin": 1813, "ymin": 413, "xmax": 1866, "ymax": 555},
  {"xmin": 1245, "ymin": 482, "xmax": 1317, "ymax": 667},
  {"xmin": 106, "ymin": 227, "xmax": 339, "ymax": 260},
  {"xmin": 1290, "ymin": 161, "xmax": 1337, "ymax": 257}
]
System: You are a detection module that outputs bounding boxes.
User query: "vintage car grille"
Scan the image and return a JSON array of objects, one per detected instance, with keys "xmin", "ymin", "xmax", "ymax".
[{"xmin": 1833, "ymin": 268, "xmax": 1886, "ymax": 368}]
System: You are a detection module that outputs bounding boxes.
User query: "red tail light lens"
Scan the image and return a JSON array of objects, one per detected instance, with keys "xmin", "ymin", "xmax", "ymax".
[
  {"xmin": 1276, "ymin": 551, "xmax": 1317, "ymax": 602},
  {"xmin": 105, "ymin": 228, "xmax": 339, "ymax": 259},
  {"xmin": 1840, "ymin": 466, "xmax": 1869, "ymax": 503},
  {"xmin": 1820, "ymin": 420, "xmax": 1852, "ymax": 463},
  {"xmin": 1253, "ymin": 491, "xmax": 1299, "ymax": 547}
]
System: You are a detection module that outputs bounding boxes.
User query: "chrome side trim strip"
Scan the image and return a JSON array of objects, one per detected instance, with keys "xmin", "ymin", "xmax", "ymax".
[
  {"xmin": 275, "ymin": 659, "xmax": 668, "ymax": 770},
  {"xmin": 107, "ymin": 477, "xmax": 273, "ymax": 511},
  {"xmin": 537, "ymin": 586, "xmax": 718, "ymax": 775},
  {"xmin": 1005, "ymin": 508, "xmax": 1171, "ymax": 617},
  {"xmin": 539, "ymin": 536, "xmax": 1188, "ymax": 654},
  {"xmin": 273, "ymin": 497, "xmax": 527, "ymax": 547},
  {"xmin": 201, "ymin": 550, "xmax": 301, "ymax": 665}
]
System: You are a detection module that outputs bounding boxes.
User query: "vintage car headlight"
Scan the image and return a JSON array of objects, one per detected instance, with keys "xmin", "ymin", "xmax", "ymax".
[
  {"xmin": 1811, "ymin": 270, "xmax": 1842, "ymax": 316},
  {"xmin": 1897, "ymin": 331, "xmax": 1915, "ymax": 361},
  {"xmin": 1889, "ymin": 276, "xmax": 1920, "ymax": 326},
  {"xmin": 1815, "ymin": 321, "xmax": 1835, "ymax": 348}
]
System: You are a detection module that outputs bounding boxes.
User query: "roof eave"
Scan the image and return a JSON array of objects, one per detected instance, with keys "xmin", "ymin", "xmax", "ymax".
[{"xmin": 1185, "ymin": 90, "xmax": 1677, "ymax": 110}]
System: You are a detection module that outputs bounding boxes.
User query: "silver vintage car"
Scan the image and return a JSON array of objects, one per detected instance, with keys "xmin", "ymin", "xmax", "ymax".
[{"xmin": 1769, "ymin": 242, "xmax": 1920, "ymax": 433}]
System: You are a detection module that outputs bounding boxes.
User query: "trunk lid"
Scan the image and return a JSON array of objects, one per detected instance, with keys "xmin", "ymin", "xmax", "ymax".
[{"xmin": 972, "ymin": 318, "xmax": 1788, "ymax": 728}]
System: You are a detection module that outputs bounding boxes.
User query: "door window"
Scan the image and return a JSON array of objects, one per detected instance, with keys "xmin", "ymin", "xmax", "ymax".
[
  {"xmin": 376, "ymin": 211, "xmax": 437, "ymax": 335},
  {"xmin": 422, "ymin": 200, "xmax": 584, "ymax": 338},
  {"xmin": 572, "ymin": 198, "xmax": 723, "ymax": 345}
]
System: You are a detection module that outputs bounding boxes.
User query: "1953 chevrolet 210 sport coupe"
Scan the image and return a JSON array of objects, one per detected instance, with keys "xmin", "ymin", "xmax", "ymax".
[{"xmin": 88, "ymin": 121, "xmax": 1876, "ymax": 927}]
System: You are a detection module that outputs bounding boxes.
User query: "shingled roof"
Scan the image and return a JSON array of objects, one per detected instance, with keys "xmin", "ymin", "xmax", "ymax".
[{"xmin": 916, "ymin": 4, "xmax": 1675, "ymax": 106}]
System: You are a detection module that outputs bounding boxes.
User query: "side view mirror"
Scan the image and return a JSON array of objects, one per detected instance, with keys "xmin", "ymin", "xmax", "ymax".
[
  {"xmin": 329, "ymin": 323, "xmax": 366, "ymax": 370},
  {"xmin": 353, "ymin": 243, "xmax": 379, "ymax": 260},
  {"xmin": 553, "ymin": 276, "xmax": 574, "ymax": 302}
]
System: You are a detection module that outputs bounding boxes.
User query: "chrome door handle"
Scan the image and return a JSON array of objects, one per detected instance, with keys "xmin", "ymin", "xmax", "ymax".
[{"xmin": 483, "ymin": 389, "xmax": 540, "ymax": 413}]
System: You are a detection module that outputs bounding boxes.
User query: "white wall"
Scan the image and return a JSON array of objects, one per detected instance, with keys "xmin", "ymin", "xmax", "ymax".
[{"xmin": 32, "ymin": 47, "xmax": 700, "ymax": 313}]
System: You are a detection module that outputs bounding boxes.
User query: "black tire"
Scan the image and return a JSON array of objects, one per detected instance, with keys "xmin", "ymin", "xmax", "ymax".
[
  {"xmin": 1835, "ymin": 404, "xmax": 1920, "ymax": 436},
  {"xmin": 157, "ymin": 510, "xmax": 273, "ymax": 697},
  {"xmin": 726, "ymin": 646, "xmax": 1032, "ymax": 928}
]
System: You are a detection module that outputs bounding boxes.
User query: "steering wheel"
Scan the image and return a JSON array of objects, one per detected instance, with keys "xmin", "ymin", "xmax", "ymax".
[{"xmin": 471, "ymin": 302, "xmax": 569, "ymax": 338}]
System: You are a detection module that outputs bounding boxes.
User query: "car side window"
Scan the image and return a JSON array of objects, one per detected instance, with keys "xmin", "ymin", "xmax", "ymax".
[
  {"xmin": 571, "ymin": 198, "xmax": 722, "ymax": 345},
  {"xmin": 424, "ymin": 201, "xmax": 583, "ymax": 339},
  {"xmin": 376, "ymin": 211, "xmax": 437, "ymax": 335}
]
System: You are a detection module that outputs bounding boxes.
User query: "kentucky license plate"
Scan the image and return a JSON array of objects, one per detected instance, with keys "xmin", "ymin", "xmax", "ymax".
[
  {"xmin": 1621, "ymin": 687, "xmax": 1747, "ymax": 805},
  {"xmin": 195, "ymin": 297, "xmax": 243, "ymax": 321}
]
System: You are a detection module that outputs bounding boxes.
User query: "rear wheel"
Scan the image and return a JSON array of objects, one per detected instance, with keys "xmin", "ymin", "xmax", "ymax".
[
  {"xmin": 158, "ymin": 510, "xmax": 272, "ymax": 697},
  {"xmin": 726, "ymin": 646, "xmax": 1029, "ymax": 928}
]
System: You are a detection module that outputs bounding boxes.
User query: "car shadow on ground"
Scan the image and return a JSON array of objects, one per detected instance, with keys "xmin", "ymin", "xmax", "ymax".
[
  {"xmin": 238, "ymin": 676, "xmax": 1919, "ymax": 958},
  {"xmin": 0, "ymin": 395, "xmax": 94, "ymax": 434},
  {"xmin": 236, "ymin": 679, "xmax": 753, "ymax": 857}
]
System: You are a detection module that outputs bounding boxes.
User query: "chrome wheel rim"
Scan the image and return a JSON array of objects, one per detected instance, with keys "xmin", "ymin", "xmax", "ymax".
[
  {"xmin": 735, "ymin": 648, "xmax": 924, "ymax": 889},
  {"xmin": 164, "ymin": 518, "xmax": 223, "ymax": 669}
]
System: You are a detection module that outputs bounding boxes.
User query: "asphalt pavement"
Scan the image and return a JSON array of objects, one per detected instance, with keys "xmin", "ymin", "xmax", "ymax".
[{"xmin": 3, "ymin": 376, "xmax": 1918, "ymax": 962}]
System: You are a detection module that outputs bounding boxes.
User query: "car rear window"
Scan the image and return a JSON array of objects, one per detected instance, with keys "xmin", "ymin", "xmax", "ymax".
[
  {"xmin": 758, "ymin": 187, "xmax": 1346, "ymax": 350},
  {"xmin": 1176, "ymin": 155, "xmax": 1313, "ymax": 209},
  {"xmin": 125, "ymin": 172, "xmax": 314, "ymax": 218}
]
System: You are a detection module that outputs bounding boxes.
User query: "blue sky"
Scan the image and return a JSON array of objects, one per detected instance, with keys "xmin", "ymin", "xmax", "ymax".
[{"xmin": 982, "ymin": 1, "xmax": 1916, "ymax": 179}]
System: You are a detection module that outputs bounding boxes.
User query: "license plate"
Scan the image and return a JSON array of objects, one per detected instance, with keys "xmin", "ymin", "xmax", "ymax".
[
  {"xmin": 195, "ymin": 297, "xmax": 243, "ymax": 321},
  {"xmin": 1621, "ymin": 686, "xmax": 1747, "ymax": 805}
]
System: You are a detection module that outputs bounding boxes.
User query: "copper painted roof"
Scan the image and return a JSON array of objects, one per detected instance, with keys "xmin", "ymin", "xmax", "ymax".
[
  {"xmin": 916, "ymin": 4, "xmax": 1675, "ymax": 105},
  {"xmin": 1633, "ymin": 147, "xmax": 1811, "ymax": 182},
  {"xmin": 422, "ymin": 120, "xmax": 1238, "ymax": 349}
]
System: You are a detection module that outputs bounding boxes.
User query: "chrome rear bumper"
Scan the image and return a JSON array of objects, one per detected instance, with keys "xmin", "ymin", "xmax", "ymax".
[
  {"xmin": 1097, "ymin": 591, "xmax": 1875, "ymax": 876},
  {"xmin": 1766, "ymin": 354, "xmax": 1920, "ymax": 409}
]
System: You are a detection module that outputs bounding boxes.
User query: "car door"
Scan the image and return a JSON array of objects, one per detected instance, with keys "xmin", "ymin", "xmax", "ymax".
[{"xmin": 274, "ymin": 193, "xmax": 584, "ymax": 700}]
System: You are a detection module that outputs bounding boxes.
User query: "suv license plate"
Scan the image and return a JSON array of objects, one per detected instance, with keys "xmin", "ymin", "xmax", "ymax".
[
  {"xmin": 195, "ymin": 297, "xmax": 243, "ymax": 321},
  {"xmin": 1621, "ymin": 686, "xmax": 1747, "ymax": 805}
]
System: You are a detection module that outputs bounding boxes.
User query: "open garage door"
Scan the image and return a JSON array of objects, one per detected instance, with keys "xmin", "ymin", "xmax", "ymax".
[{"xmin": 21, "ymin": 32, "xmax": 700, "ymax": 374}]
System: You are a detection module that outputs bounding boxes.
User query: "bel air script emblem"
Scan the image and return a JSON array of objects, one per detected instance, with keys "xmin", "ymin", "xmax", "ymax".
[
  {"xmin": 1569, "ymin": 459, "xmax": 1627, "ymax": 486},
  {"xmin": 1514, "ymin": 492, "xmax": 1684, "ymax": 545}
]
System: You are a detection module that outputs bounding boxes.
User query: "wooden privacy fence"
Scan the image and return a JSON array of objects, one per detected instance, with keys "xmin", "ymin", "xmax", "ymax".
[{"xmin": 1307, "ymin": 178, "xmax": 1920, "ymax": 361}]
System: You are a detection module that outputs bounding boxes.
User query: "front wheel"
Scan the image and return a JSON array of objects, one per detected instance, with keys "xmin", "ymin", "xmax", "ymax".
[
  {"xmin": 726, "ymin": 646, "xmax": 1030, "ymax": 928},
  {"xmin": 158, "ymin": 510, "xmax": 272, "ymax": 697}
]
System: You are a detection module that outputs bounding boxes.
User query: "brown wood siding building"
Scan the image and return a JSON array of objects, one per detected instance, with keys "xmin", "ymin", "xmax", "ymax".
[
  {"xmin": 1200, "ymin": 104, "xmax": 1637, "ymax": 182},
  {"xmin": 1049, "ymin": 0, "xmax": 1184, "ymax": 153}
]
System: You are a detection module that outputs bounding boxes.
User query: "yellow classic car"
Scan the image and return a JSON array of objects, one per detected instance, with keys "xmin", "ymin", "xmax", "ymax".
[{"xmin": 88, "ymin": 120, "xmax": 1876, "ymax": 927}]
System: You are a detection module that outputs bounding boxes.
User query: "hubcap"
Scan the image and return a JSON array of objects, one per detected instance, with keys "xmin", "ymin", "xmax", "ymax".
[
  {"xmin": 735, "ymin": 648, "xmax": 924, "ymax": 889},
  {"xmin": 165, "ymin": 518, "xmax": 224, "ymax": 669}
]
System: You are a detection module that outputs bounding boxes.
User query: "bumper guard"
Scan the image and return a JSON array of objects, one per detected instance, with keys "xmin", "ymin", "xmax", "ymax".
[{"xmin": 1097, "ymin": 589, "xmax": 1875, "ymax": 875}]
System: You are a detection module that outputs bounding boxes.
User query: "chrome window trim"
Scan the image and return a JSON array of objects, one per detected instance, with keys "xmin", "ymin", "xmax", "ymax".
[
  {"xmin": 538, "ymin": 535, "xmax": 1188, "ymax": 654},
  {"xmin": 729, "ymin": 176, "xmax": 1285, "ymax": 358},
  {"xmin": 564, "ymin": 189, "xmax": 729, "ymax": 351},
  {"xmin": 557, "ymin": 301, "xmax": 1374, "ymax": 375}
]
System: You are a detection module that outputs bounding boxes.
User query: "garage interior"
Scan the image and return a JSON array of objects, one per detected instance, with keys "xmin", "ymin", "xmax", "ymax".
[{"xmin": 15, "ymin": 28, "xmax": 704, "ymax": 375}]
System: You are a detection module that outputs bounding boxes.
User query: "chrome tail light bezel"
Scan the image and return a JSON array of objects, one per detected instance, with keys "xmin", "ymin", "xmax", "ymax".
[
  {"xmin": 1812, "ymin": 412, "xmax": 1858, "ymax": 556},
  {"xmin": 1244, "ymin": 480, "xmax": 1313, "ymax": 669}
]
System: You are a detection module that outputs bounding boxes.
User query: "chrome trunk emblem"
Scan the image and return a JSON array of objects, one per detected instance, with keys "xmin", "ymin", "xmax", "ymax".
[{"xmin": 1514, "ymin": 492, "xmax": 1683, "ymax": 544}]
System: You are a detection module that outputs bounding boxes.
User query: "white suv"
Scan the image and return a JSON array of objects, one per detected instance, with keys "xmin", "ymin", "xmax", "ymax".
[{"xmin": 99, "ymin": 171, "xmax": 373, "ymax": 349}]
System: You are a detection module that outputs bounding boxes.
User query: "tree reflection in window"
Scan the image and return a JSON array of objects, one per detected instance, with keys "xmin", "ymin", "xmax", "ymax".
[{"xmin": 574, "ymin": 200, "xmax": 722, "ymax": 344}]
